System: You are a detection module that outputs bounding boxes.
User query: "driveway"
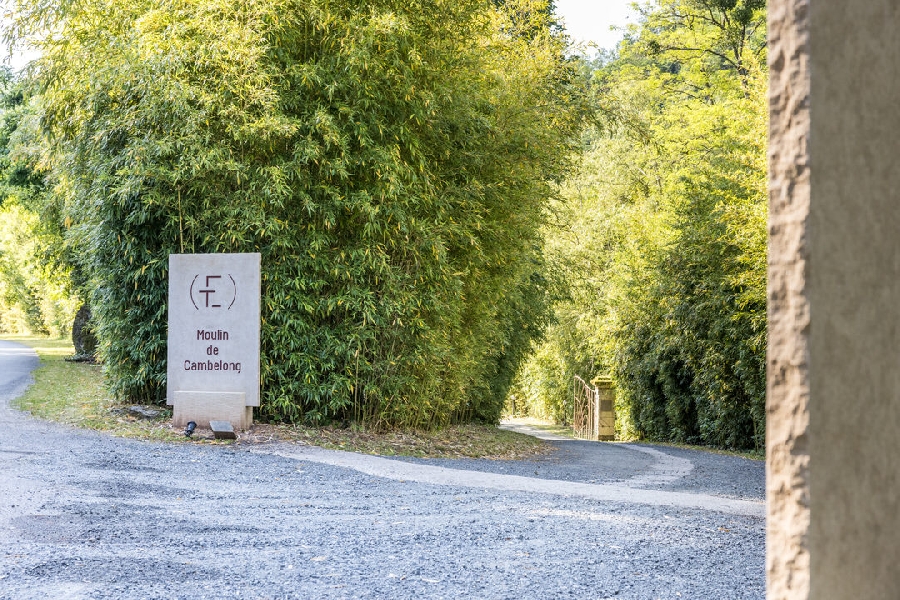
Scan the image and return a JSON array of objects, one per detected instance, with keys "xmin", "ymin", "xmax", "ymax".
[{"xmin": 0, "ymin": 340, "xmax": 764, "ymax": 599}]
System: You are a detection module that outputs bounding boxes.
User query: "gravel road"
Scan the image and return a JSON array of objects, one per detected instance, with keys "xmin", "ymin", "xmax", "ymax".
[{"xmin": 0, "ymin": 340, "xmax": 764, "ymax": 599}]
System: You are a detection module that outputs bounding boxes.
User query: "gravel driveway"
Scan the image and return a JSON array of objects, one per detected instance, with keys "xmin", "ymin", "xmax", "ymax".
[{"xmin": 0, "ymin": 340, "xmax": 764, "ymax": 599}]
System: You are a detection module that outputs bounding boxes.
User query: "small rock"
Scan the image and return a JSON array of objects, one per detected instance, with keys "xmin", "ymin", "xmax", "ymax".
[
  {"xmin": 128, "ymin": 405, "xmax": 162, "ymax": 419},
  {"xmin": 210, "ymin": 420, "xmax": 236, "ymax": 439}
]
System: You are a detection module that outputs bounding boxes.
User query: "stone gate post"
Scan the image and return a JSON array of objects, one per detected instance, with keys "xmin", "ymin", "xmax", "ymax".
[{"xmin": 768, "ymin": 1, "xmax": 900, "ymax": 597}]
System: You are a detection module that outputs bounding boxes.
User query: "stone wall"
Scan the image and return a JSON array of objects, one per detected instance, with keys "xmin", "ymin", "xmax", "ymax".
[
  {"xmin": 768, "ymin": 1, "xmax": 900, "ymax": 598},
  {"xmin": 807, "ymin": 1, "xmax": 900, "ymax": 598},
  {"xmin": 767, "ymin": 0, "xmax": 810, "ymax": 596}
]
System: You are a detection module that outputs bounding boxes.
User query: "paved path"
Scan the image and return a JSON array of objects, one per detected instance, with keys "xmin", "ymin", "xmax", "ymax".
[
  {"xmin": 264, "ymin": 445, "xmax": 762, "ymax": 517},
  {"xmin": 0, "ymin": 341, "xmax": 56, "ymax": 533},
  {"xmin": 0, "ymin": 340, "xmax": 39, "ymax": 405},
  {"xmin": 0, "ymin": 340, "xmax": 765, "ymax": 599}
]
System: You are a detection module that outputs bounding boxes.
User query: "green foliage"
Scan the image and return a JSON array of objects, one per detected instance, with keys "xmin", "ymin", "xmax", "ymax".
[
  {"xmin": 13, "ymin": 0, "xmax": 581, "ymax": 426},
  {"xmin": 510, "ymin": 0, "xmax": 767, "ymax": 449},
  {"xmin": 0, "ymin": 70, "xmax": 78, "ymax": 336}
]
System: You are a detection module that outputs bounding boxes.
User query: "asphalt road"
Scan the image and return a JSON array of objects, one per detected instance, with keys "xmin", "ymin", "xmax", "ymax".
[
  {"xmin": 0, "ymin": 340, "xmax": 765, "ymax": 599},
  {"xmin": 0, "ymin": 341, "xmax": 39, "ymax": 405}
]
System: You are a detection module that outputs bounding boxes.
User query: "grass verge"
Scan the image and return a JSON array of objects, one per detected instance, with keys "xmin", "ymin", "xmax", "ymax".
[
  {"xmin": 268, "ymin": 423, "xmax": 550, "ymax": 460},
  {"xmin": 5, "ymin": 335, "xmax": 185, "ymax": 442},
  {"xmin": 2, "ymin": 335, "xmax": 549, "ymax": 459}
]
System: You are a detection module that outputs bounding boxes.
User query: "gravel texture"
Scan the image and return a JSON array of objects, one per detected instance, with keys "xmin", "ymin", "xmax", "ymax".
[
  {"xmin": 0, "ymin": 340, "xmax": 764, "ymax": 599},
  {"xmin": 399, "ymin": 438, "xmax": 764, "ymax": 502}
]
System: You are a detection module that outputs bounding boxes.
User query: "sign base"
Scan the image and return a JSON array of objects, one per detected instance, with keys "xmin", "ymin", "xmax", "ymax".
[{"xmin": 172, "ymin": 391, "xmax": 252, "ymax": 430}]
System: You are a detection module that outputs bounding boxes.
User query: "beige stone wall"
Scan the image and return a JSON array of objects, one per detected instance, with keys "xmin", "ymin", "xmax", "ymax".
[
  {"xmin": 767, "ymin": 0, "xmax": 810, "ymax": 597},
  {"xmin": 808, "ymin": 1, "xmax": 900, "ymax": 598},
  {"xmin": 768, "ymin": 1, "xmax": 900, "ymax": 598}
]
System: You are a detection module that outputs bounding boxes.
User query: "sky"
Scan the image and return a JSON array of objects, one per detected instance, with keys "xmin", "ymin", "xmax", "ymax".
[{"xmin": 554, "ymin": 0, "xmax": 638, "ymax": 52}]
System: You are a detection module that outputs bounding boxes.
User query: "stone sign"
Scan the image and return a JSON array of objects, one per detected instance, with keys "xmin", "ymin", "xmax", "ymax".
[{"xmin": 166, "ymin": 253, "xmax": 260, "ymax": 429}]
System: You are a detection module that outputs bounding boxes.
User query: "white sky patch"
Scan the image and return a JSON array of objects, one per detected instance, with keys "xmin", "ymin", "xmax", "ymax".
[
  {"xmin": 3, "ymin": 46, "xmax": 39, "ymax": 73},
  {"xmin": 0, "ymin": 12, "xmax": 42, "ymax": 74},
  {"xmin": 554, "ymin": 0, "xmax": 638, "ymax": 52}
]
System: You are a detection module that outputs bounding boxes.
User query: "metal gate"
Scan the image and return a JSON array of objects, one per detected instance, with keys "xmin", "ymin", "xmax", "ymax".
[{"xmin": 573, "ymin": 375, "xmax": 615, "ymax": 441}]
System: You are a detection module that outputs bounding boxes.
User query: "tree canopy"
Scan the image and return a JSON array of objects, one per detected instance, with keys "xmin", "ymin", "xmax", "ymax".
[
  {"xmin": 511, "ymin": 0, "xmax": 767, "ymax": 450},
  {"xmin": 8, "ymin": 0, "xmax": 583, "ymax": 427},
  {"xmin": 0, "ymin": 69, "xmax": 77, "ymax": 336},
  {"xmin": 3, "ymin": 0, "xmax": 770, "ymax": 448}
]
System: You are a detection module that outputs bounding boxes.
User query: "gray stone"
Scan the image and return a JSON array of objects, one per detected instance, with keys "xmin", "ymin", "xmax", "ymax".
[
  {"xmin": 127, "ymin": 405, "xmax": 162, "ymax": 420},
  {"xmin": 209, "ymin": 420, "xmax": 236, "ymax": 440},
  {"xmin": 172, "ymin": 391, "xmax": 252, "ymax": 430},
  {"xmin": 166, "ymin": 253, "xmax": 260, "ymax": 429}
]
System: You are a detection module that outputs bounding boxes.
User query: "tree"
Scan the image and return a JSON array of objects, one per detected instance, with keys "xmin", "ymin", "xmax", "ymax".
[
  {"xmin": 0, "ymin": 69, "xmax": 78, "ymax": 335},
  {"xmin": 511, "ymin": 0, "xmax": 767, "ymax": 450},
  {"xmin": 10, "ymin": 0, "xmax": 582, "ymax": 427}
]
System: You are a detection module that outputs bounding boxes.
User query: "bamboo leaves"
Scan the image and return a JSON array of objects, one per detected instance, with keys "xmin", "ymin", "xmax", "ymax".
[
  {"xmin": 512, "ymin": 0, "xmax": 767, "ymax": 450},
  {"xmin": 15, "ymin": 0, "xmax": 579, "ymax": 426}
]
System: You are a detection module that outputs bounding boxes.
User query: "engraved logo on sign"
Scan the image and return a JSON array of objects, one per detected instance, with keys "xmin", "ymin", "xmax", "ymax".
[{"xmin": 189, "ymin": 274, "xmax": 237, "ymax": 310}]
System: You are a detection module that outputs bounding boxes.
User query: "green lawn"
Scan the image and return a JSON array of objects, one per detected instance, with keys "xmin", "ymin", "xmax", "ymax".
[
  {"xmin": 3, "ymin": 334, "xmax": 185, "ymax": 441},
  {"xmin": 1, "ymin": 334, "xmax": 550, "ymax": 458}
]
